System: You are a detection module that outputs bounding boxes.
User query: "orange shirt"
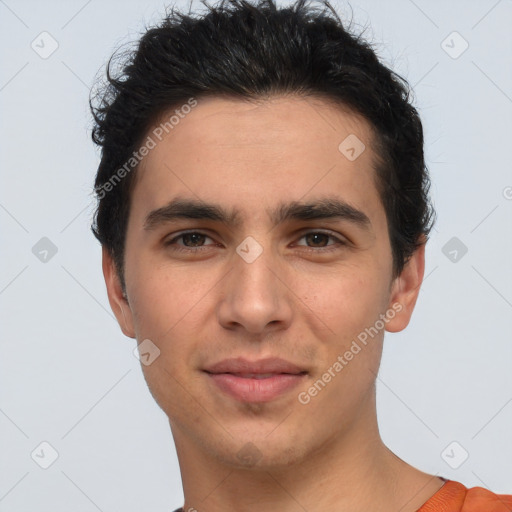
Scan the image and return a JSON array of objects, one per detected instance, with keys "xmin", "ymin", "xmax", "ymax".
[
  {"xmin": 418, "ymin": 480, "xmax": 512, "ymax": 512},
  {"xmin": 171, "ymin": 479, "xmax": 512, "ymax": 512}
]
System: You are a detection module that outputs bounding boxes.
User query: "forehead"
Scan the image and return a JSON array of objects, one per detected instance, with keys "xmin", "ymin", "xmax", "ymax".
[
  {"xmin": 129, "ymin": 95, "xmax": 385, "ymax": 229},
  {"xmin": 148, "ymin": 94, "xmax": 373, "ymax": 154}
]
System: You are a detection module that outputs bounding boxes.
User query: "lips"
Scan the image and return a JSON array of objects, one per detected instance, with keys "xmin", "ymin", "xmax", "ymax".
[
  {"xmin": 228, "ymin": 373, "xmax": 280, "ymax": 379},
  {"xmin": 203, "ymin": 357, "xmax": 306, "ymax": 375},
  {"xmin": 203, "ymin": 357, "xmax": 307, "ymax": 403}
]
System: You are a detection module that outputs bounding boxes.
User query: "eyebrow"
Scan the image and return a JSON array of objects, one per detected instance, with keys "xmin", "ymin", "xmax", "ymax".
[{"xmin": 143, "ymin": 196, "xmax": 372, "ymax": 232}]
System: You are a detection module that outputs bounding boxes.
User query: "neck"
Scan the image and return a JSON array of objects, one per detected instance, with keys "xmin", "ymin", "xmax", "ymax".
[{"xmin": 171, "ymin": 390, "xmax": 444, "ymax": 512}]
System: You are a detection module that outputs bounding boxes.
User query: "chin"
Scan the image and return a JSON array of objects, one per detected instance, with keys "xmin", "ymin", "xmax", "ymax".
[{"xmin": 205, "ymin": 431, "xmax": 311, "ymax": 471}]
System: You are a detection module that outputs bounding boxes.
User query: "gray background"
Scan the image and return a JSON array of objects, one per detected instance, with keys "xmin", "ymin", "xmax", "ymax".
[{"xmin": 1, "ymin": 0, "xmax": 511, "ymax": 510}]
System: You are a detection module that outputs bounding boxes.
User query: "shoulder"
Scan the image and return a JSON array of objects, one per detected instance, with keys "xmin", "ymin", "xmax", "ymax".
[
  {"xmin": 418, "ymin": 480, "xmax": 512, "ymax": 512},
  {"xmin": 463, "ymin": 485, "xmax": 512, "ymax": 512}
]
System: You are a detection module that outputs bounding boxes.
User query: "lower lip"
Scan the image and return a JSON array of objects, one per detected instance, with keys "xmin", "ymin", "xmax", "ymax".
[{"xmin": 205, "ymin": 372, "xmax": 306, "ymax": 403}]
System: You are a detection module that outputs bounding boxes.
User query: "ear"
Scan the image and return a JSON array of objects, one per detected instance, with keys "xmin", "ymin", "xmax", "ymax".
[
  {"xmin": 102, "ymin": 247, "xmax": 136, "ymax": 338},
  {"xmin": 385, "ymin": 238, "xmax": 426, "ymax": 333}
]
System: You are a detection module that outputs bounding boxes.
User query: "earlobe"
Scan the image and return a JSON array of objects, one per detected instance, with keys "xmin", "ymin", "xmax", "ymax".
[
  {"xmin": 102, "ymin": 247, "xmax": 136, "ymax": 338},
  {"xmin": 385, "ymin": 240, "xmax": 426, "ymax": 333}
]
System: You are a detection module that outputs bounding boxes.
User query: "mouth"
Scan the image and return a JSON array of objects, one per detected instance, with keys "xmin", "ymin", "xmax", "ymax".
[
  {"xmin": 202, "ymin": 358, "xmax": 308, "ymax": 403},
  {"xmin": 204, "ymin": 372, "xmax": 307, "ymax": 403},
  {"xmin": 211, "ymin": 372, "xmax": 306, "ymax": 379}
]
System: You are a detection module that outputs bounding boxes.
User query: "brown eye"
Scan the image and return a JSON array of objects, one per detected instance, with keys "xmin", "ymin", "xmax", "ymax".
[
  {"xmin": 164, "ymin": 231, "xmax": 216, "ymax": 252},
  {"xmin": 304, "ymin": 233, "xmax": 330, "ymax": 247},
  {"xmin": 295, "ymin": 231, "xmax": 346, "ymax": 251},
  {"xmin": 180, "ymin": 233, "xmax": 208, "ymax": 247}
]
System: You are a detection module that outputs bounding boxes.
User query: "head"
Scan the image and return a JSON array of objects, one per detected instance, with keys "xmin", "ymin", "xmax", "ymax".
[{"xmin": 92, "ymin": 0, "xmax": 434, "ymax": 470}]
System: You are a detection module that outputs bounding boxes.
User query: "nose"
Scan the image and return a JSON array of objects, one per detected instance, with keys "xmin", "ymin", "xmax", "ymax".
[{"xmin": 216, "ymin": 242, "xmax": 294, "ymax": 335}]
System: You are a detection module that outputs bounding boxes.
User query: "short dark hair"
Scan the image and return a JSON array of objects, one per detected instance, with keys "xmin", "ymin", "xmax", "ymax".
[{"xmin": 90, "ymin": 0, "xmax": 435, "ymax": 292}]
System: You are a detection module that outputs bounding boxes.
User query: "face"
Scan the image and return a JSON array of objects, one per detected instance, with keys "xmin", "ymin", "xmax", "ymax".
[{"xmin": 103, "ymin": 95, "xmax": 424, "ymax": 470}]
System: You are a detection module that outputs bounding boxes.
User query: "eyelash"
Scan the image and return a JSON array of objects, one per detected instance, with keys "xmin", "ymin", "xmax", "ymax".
[{"xmin": 163, "ymin": 230, "xmax": 347, "ymax": 254}]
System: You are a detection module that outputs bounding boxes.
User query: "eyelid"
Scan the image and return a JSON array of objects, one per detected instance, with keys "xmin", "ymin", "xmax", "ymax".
[
  {"xmin": 164, "ymin": 229, "xmax": 348, "ymax": 251},
  {"xmin": 164, "ymin": 230, "xmax": 216, "ymax": 247},
  {"xmin": 292, "ymin": 228, "xmax": 348, "ymax": 246}
]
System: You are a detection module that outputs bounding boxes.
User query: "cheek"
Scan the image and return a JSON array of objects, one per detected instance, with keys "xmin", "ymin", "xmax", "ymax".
[
  {"xmin": 127, "ymin": 261, "xmax": 213, "ymax": 376},
  {"xmin": 300, "ymin": 271, "xmax": 386, "ymax": 409},
  {"xmin": 128, "ymin": 272, "xmax": 207, "ymax": 418},
  {"xmin": 126, "ymin": 254, "xmax": 210, "ymax": 338},
  {"xmin": 303, "ymin": 264, "xmax": 388, "ymax": 337}
]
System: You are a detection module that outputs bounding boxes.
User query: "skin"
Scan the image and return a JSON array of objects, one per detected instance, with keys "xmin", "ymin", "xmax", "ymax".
[{"xmin": 103, "ymin": 95, "xmax": 444, "ymax": 512}]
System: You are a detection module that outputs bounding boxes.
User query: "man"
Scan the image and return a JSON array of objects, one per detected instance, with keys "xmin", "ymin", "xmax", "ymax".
[{"xmin": 90, "ymin": 0, "xmax": 512, "ymax": 510}]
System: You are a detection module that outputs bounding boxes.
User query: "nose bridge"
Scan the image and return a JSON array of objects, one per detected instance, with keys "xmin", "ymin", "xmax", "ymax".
[
  {"xmin": 236, "ymin": 239, "xmax": 277, "ymax": 296},
  {"xmin": 218, "ymin": 235, "xmax": 292, "ymax": 333}
]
